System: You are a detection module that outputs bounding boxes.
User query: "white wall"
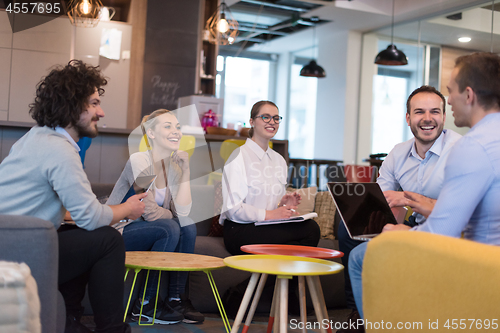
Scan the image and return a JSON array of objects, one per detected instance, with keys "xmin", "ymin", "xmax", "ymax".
[
  {"xmin": 356, "ymin": 33, "xmax": 379, "ymax": 164},
  {"xmin": 313, "ymin": 28, "xmax": 362, "ymax": 162},
  {"xmin": 274, "ymin": 51, "xmax": 292, "ymax": 141},
  {"xmin": 0, "ymin": 13, "xmax": 131, "ymax": 128}
]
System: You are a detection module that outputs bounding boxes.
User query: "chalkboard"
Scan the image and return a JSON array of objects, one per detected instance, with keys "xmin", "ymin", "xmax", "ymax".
[
  {"xmin": 141, "ymin": 0, "xmax": 201, "ymax": 117},
  {"xmin": 142, "ymin": 62, "xmax": 196, "ymax": 115}
]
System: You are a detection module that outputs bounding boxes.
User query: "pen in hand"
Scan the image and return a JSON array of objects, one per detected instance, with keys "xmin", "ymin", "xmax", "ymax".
[{"xmin": 283, "ymin": 204, "xmax": 296, "ymax": 213}]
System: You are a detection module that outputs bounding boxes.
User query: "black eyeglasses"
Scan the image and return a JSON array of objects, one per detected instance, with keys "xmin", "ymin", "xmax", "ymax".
[{"xmin": 255, "ymin": 114, "xmax": 283, "ymax": 123}]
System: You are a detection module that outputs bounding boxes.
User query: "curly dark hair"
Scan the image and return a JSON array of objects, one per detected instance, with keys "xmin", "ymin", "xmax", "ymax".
[{"xmin": 29, "ymin": 60, "xmax": 108, "ymax": 128}]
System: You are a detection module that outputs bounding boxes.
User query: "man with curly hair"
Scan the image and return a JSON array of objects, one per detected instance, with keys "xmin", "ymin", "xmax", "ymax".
[{"xmin": 0, "ymin": 60, "xmax": 146, "ymax": 333}]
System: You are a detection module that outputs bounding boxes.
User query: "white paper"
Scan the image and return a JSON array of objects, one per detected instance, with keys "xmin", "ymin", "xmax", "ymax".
[
  {"xmin": 255, "ymin": 212, "xmax": 318, "ymax": 226},
  {"xmin": 99, "ymin": 28, "xmax": 122, "ymax": 60}
]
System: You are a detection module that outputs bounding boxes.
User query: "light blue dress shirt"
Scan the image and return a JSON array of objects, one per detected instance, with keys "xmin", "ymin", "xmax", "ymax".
[
  {"xmin": 416, "ymin": 113, "xmax": 500, "ymax": 245},
  {"xmin": 377, "ymin": 129, "xmax": 462, "ymax": 223}
]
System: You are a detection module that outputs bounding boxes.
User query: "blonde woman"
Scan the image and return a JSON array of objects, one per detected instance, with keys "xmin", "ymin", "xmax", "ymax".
[{"xmin": 107, "ymin": 109, "xmax": 202, "ymax": 324}]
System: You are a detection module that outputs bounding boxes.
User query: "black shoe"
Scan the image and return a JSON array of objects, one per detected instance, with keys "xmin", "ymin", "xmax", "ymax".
[
  {"xmin": 65, "ymin": 313, "xmax": 92, "ymax": 333},
  {"xmin": 168, "ymin": 295, "xmax": 205, "ymax": 324},
  {"xmin": 131, "ymin": 298, "xmax": 183, "ymax": 325},
  {"xmin": 336, "ymin": 309, "xmax": 365, "ymax": 333}
]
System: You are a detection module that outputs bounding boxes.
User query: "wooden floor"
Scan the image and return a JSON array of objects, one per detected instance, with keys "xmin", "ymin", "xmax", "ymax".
[{"xmin": 83, "ymin": 308, "xmax": 351, "ymax": 333}]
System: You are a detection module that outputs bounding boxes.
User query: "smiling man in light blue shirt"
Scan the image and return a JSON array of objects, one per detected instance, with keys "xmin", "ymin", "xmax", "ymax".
[
  {"xmin": 349, "ymin": 52, "xmax": 500, "ymax": 321},
  {"xmin": 337, "ymin": 85, "xmax": 461, "ymax": 333}
]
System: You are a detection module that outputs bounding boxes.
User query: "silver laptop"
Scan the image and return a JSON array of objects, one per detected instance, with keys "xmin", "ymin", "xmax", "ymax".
[{"xmin": 327, "ymin": 182, "xmax": 398, "ymax": 241}]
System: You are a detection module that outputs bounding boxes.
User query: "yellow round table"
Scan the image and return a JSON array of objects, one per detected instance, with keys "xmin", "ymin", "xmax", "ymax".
[
  {"xmin": 124, "ymin": 252, "xmax": 229, "ymax": 332},
  {"xmin": 224, "ymin": 254, "xmax": 344, "ymax": 333}
]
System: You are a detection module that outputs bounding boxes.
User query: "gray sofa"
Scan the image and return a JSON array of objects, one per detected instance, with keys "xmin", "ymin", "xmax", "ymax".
[{"xmin": 0, "ymin": 215, "xmax": 65, "ymax": 333}]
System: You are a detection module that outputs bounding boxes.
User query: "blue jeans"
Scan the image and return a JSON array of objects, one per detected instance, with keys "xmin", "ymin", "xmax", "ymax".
[
  {"xmin": 122, "ymin": 218, "xmax": 197, "ymax": 300},
  {"xmin": 348, "ymin": 241, "xmax": 368, "ymax": 319},
  {"xmin": 338, "ymin": 222, "xmax": 363, "ymax": 310}
]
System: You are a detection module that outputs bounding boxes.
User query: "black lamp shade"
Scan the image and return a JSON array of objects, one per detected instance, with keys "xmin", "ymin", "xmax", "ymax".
[
  {"xmin": 375, "ymin": 44, "xmax": 408, "ymax": 66},
  {"xmin": 300, "ymin": 60, "xmax": 326, "ymax": 78}
]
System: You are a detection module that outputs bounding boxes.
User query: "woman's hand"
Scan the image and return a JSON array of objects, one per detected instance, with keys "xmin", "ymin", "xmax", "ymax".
[
  {"xmin": 265, "ymin": 205, "xmax": 298, "ymax": 220},
  {"xmin": 279, "ymin": 192, "xmax": 301, "ymax": 207},
  {"xmin": 172, "ymin": 150, "xmax": 190, "ymax": 171}
]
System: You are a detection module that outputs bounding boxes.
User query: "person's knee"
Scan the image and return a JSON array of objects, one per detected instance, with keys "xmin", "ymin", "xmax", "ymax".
[
  {"xmin": 349, "ymin": 242, "xmax": 367, "ymax": 270},
  {"xmin": 155, "ymin": 219, "xmax": 181, "ymax": 239},
  {"xmin": 94, "ymin": 226, "xmax": 124, "ymax": 246}
]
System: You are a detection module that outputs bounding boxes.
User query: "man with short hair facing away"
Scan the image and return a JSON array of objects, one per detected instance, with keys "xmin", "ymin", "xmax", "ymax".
[
  {"xmin": 337, "ymin": 85, "xmax": 461, "ymax": 333},
  {"xmin": 349, "ymin": 52, "xmax": 500, "ymax": 321},
  {"xmin": 0, "ymin": 60, "xmax": 146, "ymax": 333}
]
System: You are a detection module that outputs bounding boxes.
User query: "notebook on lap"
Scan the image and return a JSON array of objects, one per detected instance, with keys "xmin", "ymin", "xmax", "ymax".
[{"xmin": 327, "ymin": 182, "xmax": 398, "ymax": 241}]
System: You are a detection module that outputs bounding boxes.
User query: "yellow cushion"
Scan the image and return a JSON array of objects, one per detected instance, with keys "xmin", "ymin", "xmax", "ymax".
[{"xmin": 363, "ymin": 231, "xmax": 500, "ymax": 331}]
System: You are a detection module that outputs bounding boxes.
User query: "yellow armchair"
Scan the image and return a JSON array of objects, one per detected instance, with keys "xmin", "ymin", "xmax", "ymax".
[{"xmin": 363, "ymin": 231, "xmax": 500, "ymax": 332}]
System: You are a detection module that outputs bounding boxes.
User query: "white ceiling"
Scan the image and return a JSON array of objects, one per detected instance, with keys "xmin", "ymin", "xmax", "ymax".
[{"xmin": 236, "ymin": 0, "xmax": 496, "ymax": 54}]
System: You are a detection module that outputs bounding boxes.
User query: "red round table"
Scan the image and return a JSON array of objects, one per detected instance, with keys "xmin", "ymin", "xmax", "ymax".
[
  {"xmin": 240, "ymin": 244, "xmax": 343, "ymax": 259},
  {"xmin": 238, "ymin": 244, "xmax": 344, "ymax": 333}
]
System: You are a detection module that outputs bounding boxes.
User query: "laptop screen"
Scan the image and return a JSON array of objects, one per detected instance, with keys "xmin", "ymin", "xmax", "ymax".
[{"xmin": 327, "ymin": 182, "xmax": 397, "ymax": 236}]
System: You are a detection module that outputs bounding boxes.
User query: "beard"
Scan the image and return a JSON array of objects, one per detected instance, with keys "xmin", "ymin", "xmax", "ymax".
[
  {"xmin": 75, "ymin": 116, "xmax": 99, "ymax": 139},
  {"xmin": 410, "ymin": 119, "xmax": 443, "ymax": 145}
]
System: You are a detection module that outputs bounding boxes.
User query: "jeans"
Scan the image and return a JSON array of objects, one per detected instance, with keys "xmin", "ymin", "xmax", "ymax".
[
  {"xmin": 349, "ymin": 241, "xmax": 368, "ymax": 319},
  {"xmin": 122, "ymin": 218, "xmax": 197, "ymax": 300},
  {"xmin": 338, "ymin": 221, "xmax": 364, "ymax": 310}
]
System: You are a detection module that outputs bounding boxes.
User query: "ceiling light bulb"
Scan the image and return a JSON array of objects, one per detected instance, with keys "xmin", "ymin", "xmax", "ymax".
[
  {"xmin": 218, "ymin": 13, "xmax": 229, "ymax": 33},
  {"xmin": 218, "ymin": 18, "xmax": 229, "ymax": 33},
  {"xmin": 80, "ymin": 0, "xmax": 91, "ymax": 14},
  {"xmin": 458, "ymin": 37, "xmax": 471, "ymax": 43}
]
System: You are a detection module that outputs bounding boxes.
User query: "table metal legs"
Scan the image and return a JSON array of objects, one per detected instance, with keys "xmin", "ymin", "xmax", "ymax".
[
  {"xmin": 123, "ymin": 268, "xmax": 161, "ymax": 326},
  {"xmin": 204, "ymin": 269, "xmax": 231, "ymax": 333},
  {"xmin": 124, "ymin": 268, "xmax": 231, "ymax": 333}
]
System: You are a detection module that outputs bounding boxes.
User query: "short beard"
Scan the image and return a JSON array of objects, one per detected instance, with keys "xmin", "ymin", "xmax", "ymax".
[{"xmin": 75, "ymin": 121, "xmax": 99, "ymax": 139}]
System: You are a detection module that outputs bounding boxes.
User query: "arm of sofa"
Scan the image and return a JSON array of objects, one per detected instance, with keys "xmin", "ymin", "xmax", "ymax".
[
  {"xmin": 0, "ymin": 215, "xmax": 63, "ymax": 333},
  {"xmin": 363, "ymin": 231, "xmax": 500, "ymax": 329}
]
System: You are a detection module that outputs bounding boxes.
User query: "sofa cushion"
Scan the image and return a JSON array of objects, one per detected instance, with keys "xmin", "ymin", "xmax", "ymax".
[{"xmin": 314, "ymin": 191, "xmax": 336, "ymax": 240}]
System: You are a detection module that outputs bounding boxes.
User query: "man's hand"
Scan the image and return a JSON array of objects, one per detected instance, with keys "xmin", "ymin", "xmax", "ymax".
[
  {"xmin": 383, "ymin": 190, "xmax": 407, "ymax": 208},
  {"xmin": 404, "ymin": 191, "xmax": 436, "ymax": 218},
  {"xmin": 265, "ymin": 205, "xmax": 298, "ymax": 220},
  {"xmin": 125, "ymin": 193, "xmax": 147, "ymax": 220},
  {"xmin": 382, "ymin": 224, "xmax": 411, "ymax": 232},
  {"xmin": 279, "ymin": 192, "xmax": 301, "ymax": 207}
]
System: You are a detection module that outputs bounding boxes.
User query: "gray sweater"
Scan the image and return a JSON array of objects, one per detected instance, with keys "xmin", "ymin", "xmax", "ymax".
[
  {"xmin": 0, "ymin": 126, "xmax": 113, "ymax": 230},
  {"xmin": 107, "ymin": 151, "xmax": 191, "ymax": 226}
]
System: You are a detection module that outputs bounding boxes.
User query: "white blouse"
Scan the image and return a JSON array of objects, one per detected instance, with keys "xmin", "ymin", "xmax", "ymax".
[{"xmin": 220, "ymin": 138, "xmax": 288, "ymax": 224}]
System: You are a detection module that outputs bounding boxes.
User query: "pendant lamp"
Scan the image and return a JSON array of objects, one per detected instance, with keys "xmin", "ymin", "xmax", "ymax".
[
  {"xmin": 206, "ymin": 1, "xmax": 239, "ymax": 45},
  {"xmin": 300, "ymin": 17, "xmax": 326, "ymax": 78},
  {"xmin": 67, "ymin": 0, "xmax": 103, "ymax": 27},
  {"xmin": 374, "ymin": 0, "xmax": 408, "ymax": 66}
]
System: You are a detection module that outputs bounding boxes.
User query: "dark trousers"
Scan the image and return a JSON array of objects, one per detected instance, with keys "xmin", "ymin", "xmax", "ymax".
[
  {"xmin": 337, "ymin": 222, "xmax": 363, "ymax": 310},
  {"xmin": 58, "ymin": 225, "xmax": 125, "ymax": 332},
  {"xmin": 223, "ymin": 219, "xmax": 321, "ymax": 255}
]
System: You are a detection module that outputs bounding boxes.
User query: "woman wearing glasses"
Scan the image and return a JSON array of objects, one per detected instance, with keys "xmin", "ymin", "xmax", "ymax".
[{"xmin": 220, "ymin": 100, "xmax": 320, "ymax": 255}]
